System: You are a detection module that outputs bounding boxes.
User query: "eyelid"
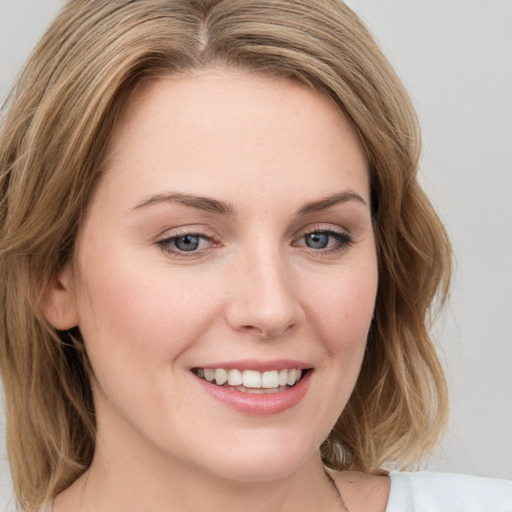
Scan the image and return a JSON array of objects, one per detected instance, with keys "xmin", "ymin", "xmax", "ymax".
[
  {"xmin": 156, "ymin": 225, "xmax": 212, "ymax": 239},
  {"xmin": 292, "ymin": 223, "xmax": 352, "ymax": 240}
]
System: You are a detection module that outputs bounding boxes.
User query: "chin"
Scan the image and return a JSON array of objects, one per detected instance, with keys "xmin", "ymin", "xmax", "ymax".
[{"xmin": 189, "ymin": 432, "xmax": 320, "ymax": 484}]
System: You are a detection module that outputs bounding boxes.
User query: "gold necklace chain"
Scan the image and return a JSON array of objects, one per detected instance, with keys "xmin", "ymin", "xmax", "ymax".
[{"xmin": 323, "ymin": 468, "xmax": 350, "ymax": 512}]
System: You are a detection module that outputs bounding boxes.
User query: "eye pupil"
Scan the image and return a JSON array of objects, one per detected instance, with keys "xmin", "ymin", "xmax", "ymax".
[
  {"xmin": 306, "ymin": 232, "xmax": 329, "ymax": 249},
  {"xmin": 175, "ymin": 235, "xmax": 200, "ymax": 251}
]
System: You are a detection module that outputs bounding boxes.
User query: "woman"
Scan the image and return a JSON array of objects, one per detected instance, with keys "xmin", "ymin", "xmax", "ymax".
[{"xmin": 0, "ymin": 1, "xmax": 510, "ymax": 511}]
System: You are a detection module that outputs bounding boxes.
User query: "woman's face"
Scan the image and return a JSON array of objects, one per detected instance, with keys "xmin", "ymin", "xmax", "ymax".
[{"xmin": 59, "ymin": 70, "xmax": 378, "ymax": 482}]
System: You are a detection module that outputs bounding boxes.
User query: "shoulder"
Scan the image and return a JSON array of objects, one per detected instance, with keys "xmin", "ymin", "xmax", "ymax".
[{"xmin": 386, "ymin": 471, "xmax": 512, "ymax": 512}]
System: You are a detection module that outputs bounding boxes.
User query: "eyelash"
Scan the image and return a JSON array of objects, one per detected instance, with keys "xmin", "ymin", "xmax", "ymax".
[
  {"xmin": 156, "ymin": 230, "xmax": 214, "ymax": 258},
  {"xmin": 156, "ymin": 227, "xmax": 354, "ymax": 259},
  {"xmin": 293, "ymin": 228, "xmax": 354, "ymax": 256}
]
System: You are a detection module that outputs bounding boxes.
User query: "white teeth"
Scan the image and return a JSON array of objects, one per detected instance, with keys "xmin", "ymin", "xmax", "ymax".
[
  {"xmin": 262, "ymin": 370, "xmax": 279, "ymax": 388},
  {"xmin": 227, "ymin": 369, "xmax": 243, "ymax": 386},
  {"xmin": 242, "ymin": 370, "xmax": 262, "ymax": 388},
  {"xmin": 197, "ymin": 367, "xmax": 304, "ymax": 389},
  {"xmin": 215, "ymin": 368, "xmax": 228, "ymax": 386},
  {"xmin": 204, "ymin": 368, "xmax": 215, "ymax": 382},
  {"xmin": 278, "ymin": 369, "xmax": 288, "ymax": 386},
  {"xmin": 287, "ymin": 368, "xmax": 297, "ymax": 386}
]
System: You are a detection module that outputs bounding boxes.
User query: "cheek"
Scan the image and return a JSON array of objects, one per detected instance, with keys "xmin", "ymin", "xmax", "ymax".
[
  {"xmin": 297, "ymin": 260, "xmax": 377, "ymax": 445},
  {"xmin": 73, "ymin": 245, "xmax": 219, "ymax": 381},
  {"xmin": 305, "ymin": 260, "xmax": 378, "ymax": 355}
]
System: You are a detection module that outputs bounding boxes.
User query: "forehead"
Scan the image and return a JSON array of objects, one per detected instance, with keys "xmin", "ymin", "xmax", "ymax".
[{"xmin": 96, "ymin": 69, "xmax": 369, "ymax": 210}]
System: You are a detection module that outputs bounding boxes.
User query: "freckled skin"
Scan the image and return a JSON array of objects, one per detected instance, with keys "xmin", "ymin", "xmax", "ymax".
[{"xmin": 51, "ymin": 70, "xmax": 382, "ymax": 511}]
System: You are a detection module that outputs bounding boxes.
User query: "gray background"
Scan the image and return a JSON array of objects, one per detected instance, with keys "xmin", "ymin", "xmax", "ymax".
[{"xmin": 1, "ymin": 0, "xmax": 511, "ymax": 509}]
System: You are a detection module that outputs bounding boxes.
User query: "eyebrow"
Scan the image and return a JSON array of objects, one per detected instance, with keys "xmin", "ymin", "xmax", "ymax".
[
  {"xmin": 297, "ymin": 190, "xmax": 368, "ymax": 215},
  {"xmin": 132, "ymin": 189, "xmax": 367, "ymax": 216},
  {"xmin": 132, "ymin": 192, "xmax": 236, "ymax": 216}
]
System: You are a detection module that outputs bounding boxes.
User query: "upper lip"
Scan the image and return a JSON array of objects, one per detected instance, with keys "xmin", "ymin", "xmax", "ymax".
[{"xmin": 190, "ymin": 359, "xmax": 312, "ymax": 372}]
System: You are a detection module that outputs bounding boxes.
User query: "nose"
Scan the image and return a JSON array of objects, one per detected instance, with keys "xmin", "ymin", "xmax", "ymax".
[{"xmin": 225, "ymin": 245, "xmax": 305, "ymax": 339}]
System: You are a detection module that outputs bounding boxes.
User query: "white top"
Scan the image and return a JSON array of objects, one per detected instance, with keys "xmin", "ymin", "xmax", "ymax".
[
  {"xmin": 40, "ymin": 471, "xmax": 512, "ymax": 512},
  {"xmin": 386, "ymin": 471, "xmax": 512, "ymax": 512}
]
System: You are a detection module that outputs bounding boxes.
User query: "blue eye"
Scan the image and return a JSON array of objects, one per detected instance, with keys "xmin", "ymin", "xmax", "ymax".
[
  {"xmin": 296, "ymin": 229, "xmax": 353, "ymax": 253},
  {"xmin": 174, "ymin": 234, "xmax": 201, "ymax": 252},
  {"xmin": 304, "ymin": 232, "xmax": 329, "ymax": 249},
  {"xmin": 157, "ymin": 232, "xmax": 212, "ymax": 255}
]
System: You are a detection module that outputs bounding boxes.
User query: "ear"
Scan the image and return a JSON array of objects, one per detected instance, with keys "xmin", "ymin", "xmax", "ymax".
[{"xmin": 41, "ymin": 263, "xmax": 80, "ymax": 330}]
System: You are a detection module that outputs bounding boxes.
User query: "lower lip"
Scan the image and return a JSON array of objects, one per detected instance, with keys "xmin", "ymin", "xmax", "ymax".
[{"xmin": 193, "ymin": 371, "xmax": 311, "ymax": 415}]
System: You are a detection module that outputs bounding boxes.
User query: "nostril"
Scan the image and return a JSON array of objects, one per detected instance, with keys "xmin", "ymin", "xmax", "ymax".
[{"xmin": 240, "ymin": 322, "xmax": 297, "ymax": 340}]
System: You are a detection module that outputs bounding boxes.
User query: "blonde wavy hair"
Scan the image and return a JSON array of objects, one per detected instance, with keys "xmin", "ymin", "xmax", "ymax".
[{"xmin": 0, "ymin": 0, "xmax": 451, "ymax": 510}]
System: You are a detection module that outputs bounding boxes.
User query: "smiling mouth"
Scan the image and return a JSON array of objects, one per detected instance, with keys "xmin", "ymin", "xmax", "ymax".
[{"xmin": 192, "ymin": 367, "xmax": 309, "ymax": 394}]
